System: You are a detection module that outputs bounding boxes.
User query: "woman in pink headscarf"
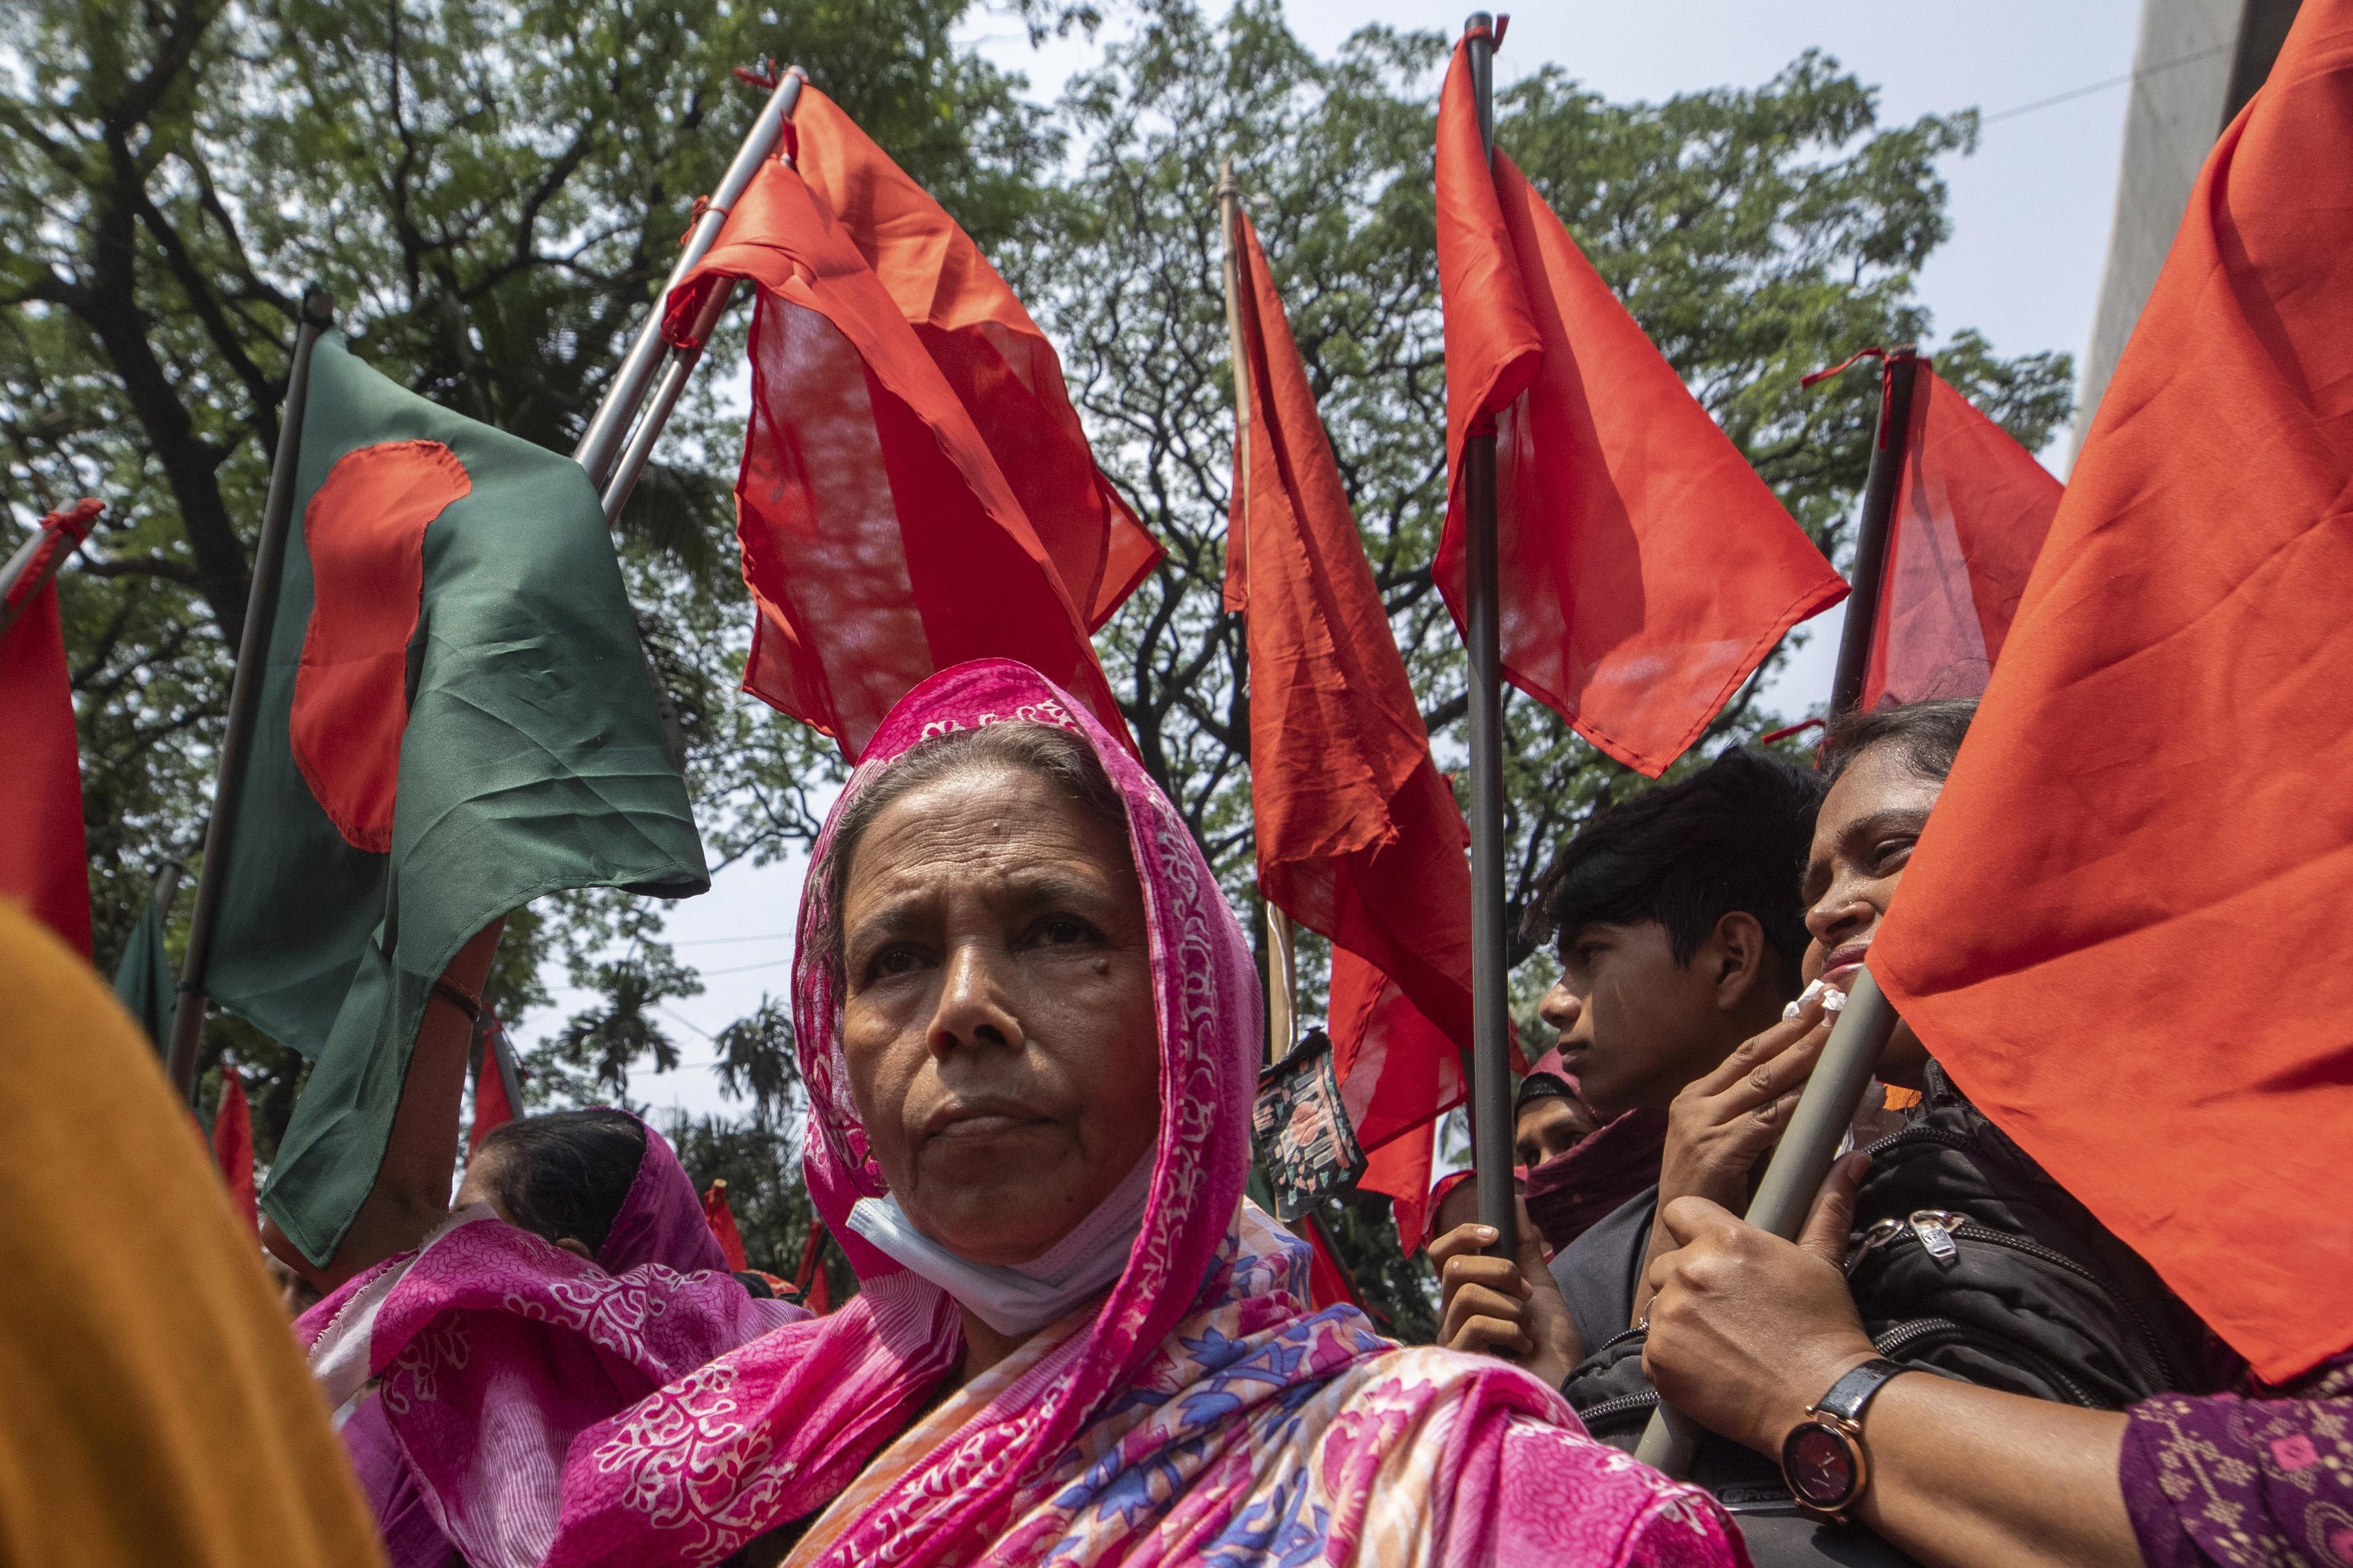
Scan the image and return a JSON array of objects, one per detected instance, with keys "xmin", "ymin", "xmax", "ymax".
[
  {"xmin": 298, "ymin": 1109, "xmax": 805, "ymax": 1567},
  {"xmin": 526, "ymin": 660, "xmax": 1745, "ymax": 1568}
]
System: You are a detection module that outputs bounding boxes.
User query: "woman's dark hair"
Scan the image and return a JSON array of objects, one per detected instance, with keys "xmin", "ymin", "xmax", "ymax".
[
  {"xmin": 1521, "ymin": 747, "xmax": 1825, "ymax": 996},
  {"xmin": 474, "ymin": 1108, "xmax": 647, "ymax": 1256},
  {"xmin": 1819, "ymin": 698, "xmax": 1979, "ymax": 788},
  {"xmin": 817, "ymin": 721, "xmax": 1130, "ymax": 973}
]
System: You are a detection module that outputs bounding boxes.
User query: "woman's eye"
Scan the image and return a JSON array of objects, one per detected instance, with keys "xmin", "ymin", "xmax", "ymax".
[
  {"xmin": 866, "ymin": 944, "xmax": 926, "ymax": 981},
  {"xmin": 1873, "ymin": 838, "xmax": 1917, "ymax": 872},
  {"xmin": 1033, "ymin": 915, "xmax": 1096, "ymax": 948}
]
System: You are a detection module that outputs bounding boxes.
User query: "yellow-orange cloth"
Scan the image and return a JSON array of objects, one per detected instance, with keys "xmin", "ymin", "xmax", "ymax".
[{"xmin": 0, "ymin": 899, "xmax": 384, "ymax": 1568}]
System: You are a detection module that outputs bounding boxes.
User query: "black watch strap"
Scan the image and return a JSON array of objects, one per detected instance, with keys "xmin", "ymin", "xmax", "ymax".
[{"xmin": 1814, "ymin": 1357, "xmax": 1906, "ymax": 1423}]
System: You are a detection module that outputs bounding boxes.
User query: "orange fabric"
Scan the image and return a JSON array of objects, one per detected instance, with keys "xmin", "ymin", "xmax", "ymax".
[
  {"xmin": 1225, "ymin": 206, "xmax": 1478, "ymax": 1157},
  {"xmin": 0, "ymin": 899, "xmax": 384, "ymax": 1566},
  {"xmin": 0, "ymin": 583, "xmax": 91, "ymax": 957},
  {"xmin": 1872, "ymin": 0, "xmax": 2353, "ymax": 1385},
  {"xmin": 289, "ymin": 440, "xmax": 472, "ymax": 852},
  {"xmin": 792, "ymin": 1221, "xmax": 833, "ymax": 1315},
  {"xmin": 703, "ymin": 1180, "xmax": 751, "ymax": 1274},
  {"xmin": 787, "ymin": 89, "xmax": 1164, "ymax": 630},
  {"xmin": 210, "ymin": 1067, "xmax": 257, "ymax": 1231},
  {"xmin": 1432, "ymin": 35, "xmax": 1847, "ymax": 777},
  {"xmin": 667, "ymin": 124, "xmax": 1133, "ymax": 761},
  {"xmin": 1357, "ymin": 1112, "xmax": 1437, "ymax": 1254},
  {"xmin": 1298, "ymin": 1208, "xmax": 1365, "ymax": 1313},
  {"xmin": 1862, "ymin": 364, "xmax": 2064, "ymax": 707}
]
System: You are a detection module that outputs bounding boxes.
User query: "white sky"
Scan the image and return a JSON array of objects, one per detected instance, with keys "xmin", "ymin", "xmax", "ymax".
[{"xmin": 531, "ymin": 0, "xmax": 2147, "ymax": 1122}]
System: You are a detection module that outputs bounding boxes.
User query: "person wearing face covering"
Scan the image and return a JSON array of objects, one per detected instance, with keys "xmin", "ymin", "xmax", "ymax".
[
  {"xmin": 509, "ymin": 661, "xmax": 1743, "ymax": 1568},
  {"xmin": 296, "ymin": 1109, "xmax": 807, "ymax": 1567}
]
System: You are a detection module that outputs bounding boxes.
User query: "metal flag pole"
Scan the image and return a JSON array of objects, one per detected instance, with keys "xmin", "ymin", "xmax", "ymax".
[
  {"xmin": 576, "ymin": 65, "xmax": 807, "ymax": 504},
  {"xmin": 0, "ymin": 497, "xmax": 105, "ymax": 636},
  {"xmin": 1827, "ymin": 347, "xmax": 1922, "ymax": 717},
  {"xmin": 1634, "ymin": 352, "xmax": 1921, "ymax": 1476},
  {"xmin": 166, "ymin": 287, "xmax": 335, "ymax": 1103},
  {"xmin": 1217, "ymin": 158, "xmax": 1302, "ymax": 1064},
  {"xmin": 1460, "ymin": 11, "xmax": 1517, "ymax": 1246}
]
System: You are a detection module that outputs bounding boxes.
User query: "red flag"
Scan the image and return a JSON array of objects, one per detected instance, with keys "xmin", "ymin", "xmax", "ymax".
[
  {"xmin": 1862, "ymin": 361, "xmax": 2064, "ymax": 708},
  {"xmin": 0, "ymin": 501, "xmax": 99, "ymax": 957},
  {"xmin": 467, "ymin": 1018, "xmax": 516, "ymax": 1156},
  {"xmin": 1874, "ymin": 1, "xmax": 2353, "ymax": 1384},
  {"xmin": 1225, "ymin": 204, "xmax": 1478, "ymax": 1164},
  {"xmin": 702, "ymin": 1180, "xmax": 750, "ymax": 1274},
  {"xmin": 211, "ymin": 1066, "xmax": 257, "ymax": 1230},
  {"xmin": 666, "ymin": 91, "xmax": 1146, "ymax": 759},
  {"xmin": 787, "ymin": 89, "xmax": 1164, "ymax": 630},
  {"xmin": 1360, "ymin": 1116, "xmax": 1437, "ymax": 1253},
  {"xmin": 1297, "ymin": 1208, "xmax": 1365, "ymax": 1313},
  {"xmin": 1433, "ymin": 30, "xmax": 1846, "ymax": 777},
  {"xmin": 791, "ymin": 1221, "xmax": 834, "ymax": 1315}
]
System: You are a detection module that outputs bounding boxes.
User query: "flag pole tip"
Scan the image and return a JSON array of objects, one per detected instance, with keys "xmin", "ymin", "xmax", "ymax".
[
  {"xmin": 1464, "ymin": 11, "xmax": 1492, "ymax": 37},
  {"xmin": 299, "ymin": 287, "xmax": 335, "ymax": 325}
]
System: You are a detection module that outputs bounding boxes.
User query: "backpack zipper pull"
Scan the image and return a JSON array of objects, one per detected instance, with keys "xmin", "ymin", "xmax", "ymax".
[{"xmin": 1909, "ymin": 1210, "xmax": 1963, "ymax": 1266}]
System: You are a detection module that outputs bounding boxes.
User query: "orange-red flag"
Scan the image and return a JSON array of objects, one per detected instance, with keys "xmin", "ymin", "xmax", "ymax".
[
  {"xmin": 1298, "ymin": 1208, "xmax": 1367, "ymax": 1313},
  {"xmin": 1862, "ymin": 361, "xmax": 2063, "ymax": 707},
  {"xmin": 467, "ymin": 1018, "xmax": 516, "ymax": 1156},
  {"xmin": 212, "ymin": 1066, "xmax": 257, "ymax": 1230},
  {"xmin": 792, "ymin": 1221, "xmax": 834, "ymax": 1315},
  {"xmin": 666, "ymin": 90, "xmax": 1148, "ymax": 759},
  {"xmin": 1874, "ymin": 1, "xmax": 2353, "ymax": 1384},
  {"xmin": 702, "ymin": 1180, "xmax": 751, "ymax": 1274},
  {"xmin": 0, "ymin": 501, "xmax": 97, "ymax": 956},
  {"xmin": 1433, "ymin": 29, "xmax": 1846, "ymax": 776},
  {"xmin": 1224, "ymin": 206, "xmax": 1476, "ymax": 1160}
]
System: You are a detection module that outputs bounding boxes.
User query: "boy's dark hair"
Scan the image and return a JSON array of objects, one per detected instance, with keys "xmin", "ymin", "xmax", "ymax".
[
  {"xmin": 1522, "ymin": 749, "xmax": 1825, "ymax": 994},
  {"xmin": 475, "ymin": 1108, "xmax": 647, "ymax": 1257},
  {"xmin": 1819, "ymin": 698, "xmax": 1979, "ymax": 787}
]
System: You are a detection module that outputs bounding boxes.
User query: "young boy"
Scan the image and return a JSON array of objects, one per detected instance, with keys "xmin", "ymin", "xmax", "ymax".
[{"xmin": 1441, "ymin": 749, "xmax": 1824, "ymax": 1362}]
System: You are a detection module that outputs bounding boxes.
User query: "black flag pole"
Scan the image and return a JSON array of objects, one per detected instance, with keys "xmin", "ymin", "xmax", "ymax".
[
  {"xmin": 166, "ymin": 287, "xmax": 336, "ymax": 1103},
  {"xmin": 1634, "ymin": 348, "xmax": 1921, "ymax": 1475},
  {"xmin": 1461, "ymin": 11, "xmax": 1516, "ymax": 1247}
]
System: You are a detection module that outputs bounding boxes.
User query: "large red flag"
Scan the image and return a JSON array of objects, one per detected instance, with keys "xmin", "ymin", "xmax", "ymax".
[
  {"xmin": 0, "ymin": 501, "xmax": 98, "ymax": 956},
  {"xmin": 1861, "ymin": 360, "xmax": 2063, "ymax": 708},
  {"xmin": 212, "ymin": 1066, "xmax": 257, "ymax": 1230},
  {"xmin": 702, "ymin": 1180, "xmax": 751, "ymax": 1274},
  {"xmin": 1874, "ymin": 1, "xmax": 2353, "ymax": 1384},
  {"xmin": 1224, "ymin": 205, "xmax": 1477, "ymax": 1163},
  {"xmin": 666, "ymin": 91, "xmax": 1147, "ymax": 759},
  {"xmin": 787, "ymin": 89, "xmax": 1164, "ymax": 630},
  {"xmin": 1433, "ymin": 29, "xmax": 1846, "ymax": 776}
]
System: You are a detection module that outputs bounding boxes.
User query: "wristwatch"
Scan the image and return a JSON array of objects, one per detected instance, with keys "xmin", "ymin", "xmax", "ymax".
[{"xmin": 1780, "ymin": 1357, "xmax": 1907, "ymax": 1522}]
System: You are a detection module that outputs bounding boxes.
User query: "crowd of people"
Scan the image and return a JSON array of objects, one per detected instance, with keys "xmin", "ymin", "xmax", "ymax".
[{"xmin": 4, "ymin": 661, "xmax": 2344, "ymax": 1568}]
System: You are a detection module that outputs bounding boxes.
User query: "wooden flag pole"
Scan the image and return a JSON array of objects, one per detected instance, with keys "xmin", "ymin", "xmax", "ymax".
[
  {"xmin": 578, "ymin": 65, "xmax": 807, "ymax": 507},
  {"xmin": 166, "ymin": 287, "xmax": 336, "ymax": 1102},
  {"xmin": 1460, "ymin": 12, "xmax": 1516, "ymax": 1246},
  {"xmin": 1634, "ymin": 354, "xmax": 1921, "ymax": 1475},
  {"xmin": 1217, "ymin": 159, "xmax": 1302, "ymax": 1064},
  {"xmin": 1827, "ymin": 347, "xmax": 1923, "ymax": 716}
]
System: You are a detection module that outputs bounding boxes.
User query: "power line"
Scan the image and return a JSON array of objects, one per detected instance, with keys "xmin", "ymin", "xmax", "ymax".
[
  {"xmin": 1980, "ymin": 42, "xmax": 2232, "ymax": 126},
  {"xmin": 692, "ymin": 955, "xmax": 795, "ymax": 979},
  {"xmin": 670, "ymin": 930, "xmax": 795, "ymax": 947}
]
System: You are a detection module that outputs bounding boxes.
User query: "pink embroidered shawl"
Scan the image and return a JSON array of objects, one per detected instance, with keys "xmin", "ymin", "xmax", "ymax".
[
  {"xmin": 535, "ymin": 661, "xmax": 1748, "ymax": 1568},
  {"xmin": 297, "ymin": 1113, "xmax": 805, "ymax": 1568}
]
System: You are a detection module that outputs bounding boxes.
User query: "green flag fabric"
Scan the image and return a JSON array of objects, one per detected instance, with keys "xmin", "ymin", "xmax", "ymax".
[
  {"xmin": 210, "ymin": 335, "xmax": 709, "ymax": 1264},
  {"xmin": 111, "ymin": 867, "xmax": 177, "ymax": 1052}
]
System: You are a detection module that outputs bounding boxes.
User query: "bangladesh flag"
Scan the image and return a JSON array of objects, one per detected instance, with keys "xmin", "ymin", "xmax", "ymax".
[{"xmin": 209, "ymin": 335, "xmax": 709, "ymax": 1265}]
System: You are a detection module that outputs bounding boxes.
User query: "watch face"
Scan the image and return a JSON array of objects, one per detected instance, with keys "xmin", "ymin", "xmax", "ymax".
[{"xmin": 1782, "ymin": 1421, "xmax": 1859, "ymax": 1510}]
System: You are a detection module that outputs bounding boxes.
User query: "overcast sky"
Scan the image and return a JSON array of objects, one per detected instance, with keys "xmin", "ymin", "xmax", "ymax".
[{"xmin": 540, "ymin": 0, "xmax": 2150, "ymax": 1124}]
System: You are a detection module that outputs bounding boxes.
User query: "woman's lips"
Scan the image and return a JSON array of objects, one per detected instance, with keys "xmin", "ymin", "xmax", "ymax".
[
  {"xmin": 1821, "ymin": 944, "xmax": 1869, "ymax": 989},
  {"xmin": 922, "ymin": 1102, "xmax": 1052, "ymax": 1143}
]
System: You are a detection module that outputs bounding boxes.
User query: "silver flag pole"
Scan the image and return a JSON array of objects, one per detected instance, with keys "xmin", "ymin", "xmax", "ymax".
[{"xmin": 574, "ymin": 65, "xmax": 806, "ymax": 495}]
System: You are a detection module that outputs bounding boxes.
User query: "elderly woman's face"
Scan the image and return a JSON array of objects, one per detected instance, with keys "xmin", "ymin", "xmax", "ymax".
[{"xmin": 838, "ymin": 762, "xmax": 1160, "ymax": 1268}]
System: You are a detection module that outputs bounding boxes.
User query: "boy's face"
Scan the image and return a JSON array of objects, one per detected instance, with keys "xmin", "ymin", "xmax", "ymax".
[{"xmin": 1539, "ymin": 919, "xmax": 1737, "ymax": 1121}]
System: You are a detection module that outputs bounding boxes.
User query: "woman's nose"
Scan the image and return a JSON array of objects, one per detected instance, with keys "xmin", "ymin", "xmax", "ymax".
[
  {"xmin": 1806, "ymin": 874, "xmax": 1874, "ymax": 948},
  {"xmin": 1538, "ymin": 979, "xmax": 1581, "ymax": 1034},
  {"xmin": 926, "ymin": 943, "xmax": 1025, "ymax": 1058}
]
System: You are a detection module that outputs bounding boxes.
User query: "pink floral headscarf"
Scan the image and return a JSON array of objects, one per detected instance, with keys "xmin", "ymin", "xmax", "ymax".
[{"xmin": 535, "ymin": 661, "xmax": 1748, "ymax": 1568}]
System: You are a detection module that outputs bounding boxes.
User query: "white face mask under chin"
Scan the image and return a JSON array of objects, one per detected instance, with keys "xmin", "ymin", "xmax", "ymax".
[{"xmin": 847, "ymin": 1151, "xmax": 1156, "ymax": 1337}]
